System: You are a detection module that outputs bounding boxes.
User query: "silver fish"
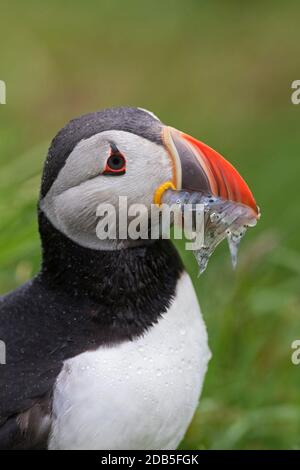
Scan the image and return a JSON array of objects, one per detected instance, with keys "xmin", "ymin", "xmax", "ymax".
[{"xmin": 162, "ymin": 189, "xmax": 260, "ymax": 274}]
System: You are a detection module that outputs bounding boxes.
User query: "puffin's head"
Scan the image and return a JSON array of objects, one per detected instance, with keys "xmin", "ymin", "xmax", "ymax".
[{"xmin": 40, "ymin": 107, "xmax": 258, "ymax": 250}]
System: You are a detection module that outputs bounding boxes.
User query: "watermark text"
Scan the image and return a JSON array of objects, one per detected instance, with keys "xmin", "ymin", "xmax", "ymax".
[
  {"xmin": 291, "ymin": 339, "xmax": 300, "ymax": 365},
  {"xmin": 291, "ymin": 80, "xmax": 300, "ymax": 105},
  {"xmin": 0, "ymin": 80, "xmax": 6, "ymax": 104},
  {"xmin": 0, "ymin": 340, "xmax": 6, "ymax": 364}
]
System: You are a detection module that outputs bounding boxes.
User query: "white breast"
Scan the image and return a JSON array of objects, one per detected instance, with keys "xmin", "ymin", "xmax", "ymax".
[{"xmin": 49, "ymin": 272, "xmax": 211, "ymax": 450}]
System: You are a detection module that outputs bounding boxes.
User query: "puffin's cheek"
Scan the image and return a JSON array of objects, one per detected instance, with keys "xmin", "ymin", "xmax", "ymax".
[{"xmin": 53, "ymin": 187, "xmax": 102, "ymax": 236}]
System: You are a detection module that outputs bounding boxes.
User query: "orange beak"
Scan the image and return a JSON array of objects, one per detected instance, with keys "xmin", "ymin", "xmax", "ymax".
[{"xmin": 163, "ymin": 127, "xmax": 259, "ymax": 217}]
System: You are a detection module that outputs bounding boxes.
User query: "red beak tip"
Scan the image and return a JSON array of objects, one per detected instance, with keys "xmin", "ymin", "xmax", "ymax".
[{"xmin": 182, "ymin": 132, "xmax": 259, "ymax": 217}]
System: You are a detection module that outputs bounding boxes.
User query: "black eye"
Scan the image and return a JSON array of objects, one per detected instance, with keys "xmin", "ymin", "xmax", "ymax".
[
  {"xmin": 104, "ymin": 147, "xmax": 126, "ymax": 175},
  {"xmin": 107, "ymin": 154, "xmax": 125, "ymax": 170}
]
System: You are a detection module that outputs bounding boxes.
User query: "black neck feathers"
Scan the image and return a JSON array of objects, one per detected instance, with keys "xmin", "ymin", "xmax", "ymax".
[{"xmin": 38, "ymin": 210, "xmax": 183, "ymax": 341}]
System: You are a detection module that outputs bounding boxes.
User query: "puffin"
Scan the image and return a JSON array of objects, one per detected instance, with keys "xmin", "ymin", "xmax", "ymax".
[{"xmin": 0, "ymin": 107, "xmax": 257, "ymax": 450}]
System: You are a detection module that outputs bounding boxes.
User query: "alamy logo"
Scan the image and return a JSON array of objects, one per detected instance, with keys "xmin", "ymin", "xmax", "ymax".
[
  {"xmin": 0, "ymin": 80, "xmax": 6, "ymax": 104},
  {"xmin": 291, "ymin": 340, "xmax": 300, "ymax": 365},
  {"xmin": 0, "ymin": 340, "xmax": 6, "ymax": 364},
  {"xmin": 95, "ymin": 198, "xmax": 205, "ymax": 250},
  {"xmin": 291, "ymin": 80, "xmax": 300, "ymax": 105}
]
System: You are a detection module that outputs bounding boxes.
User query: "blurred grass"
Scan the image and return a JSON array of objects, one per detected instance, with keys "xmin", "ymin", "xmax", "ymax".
[{"xmin": 1, "ymin": 0, "xmax": 300, "ymax": 449}]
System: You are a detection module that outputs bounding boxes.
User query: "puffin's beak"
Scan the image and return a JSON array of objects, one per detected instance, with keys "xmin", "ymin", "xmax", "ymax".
[{"xmin": 161, "ymin": 126, "xmax": 259, "ymax": 216}]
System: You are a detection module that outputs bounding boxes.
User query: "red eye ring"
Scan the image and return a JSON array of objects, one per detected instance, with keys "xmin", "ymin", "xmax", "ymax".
[{"xmin": 103, "ymin": 148, "xmax": 126, "ymax": 175}]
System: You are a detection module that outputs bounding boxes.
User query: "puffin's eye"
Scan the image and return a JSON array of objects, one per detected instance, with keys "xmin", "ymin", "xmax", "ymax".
[{"xmin": 103, "ymin": 147, "xmax": 126, "ymax": 175}]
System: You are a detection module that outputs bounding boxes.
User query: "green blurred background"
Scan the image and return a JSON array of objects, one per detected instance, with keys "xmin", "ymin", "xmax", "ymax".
[{"xmin": 1, "ymin": 0, "xmax": 300, "ymax": 449}]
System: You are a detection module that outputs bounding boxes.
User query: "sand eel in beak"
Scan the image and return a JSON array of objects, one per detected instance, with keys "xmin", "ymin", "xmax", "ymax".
[
  {"xmin": 0, "ymin": 107, "xmax": 258, "ymax": 450},
  {"xmin": 157, "ymin": 126, "xmax": 260, "ymax": 273}
]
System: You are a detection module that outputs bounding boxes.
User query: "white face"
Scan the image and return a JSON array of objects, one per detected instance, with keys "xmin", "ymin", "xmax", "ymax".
[{"xmin": 40, "ymin": 130, "xmax": 173, "ymax": 250}]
